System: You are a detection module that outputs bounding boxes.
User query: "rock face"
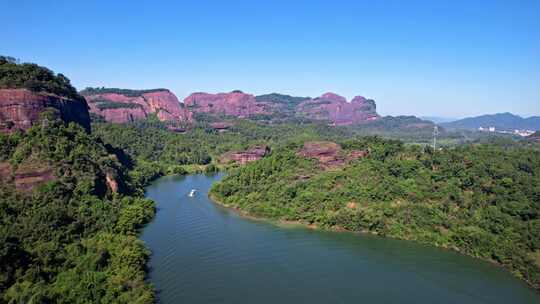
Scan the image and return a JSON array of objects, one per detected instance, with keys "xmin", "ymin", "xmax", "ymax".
[
  {"xmin": 348, "ymin": 149, "xmax": 369, "ymax": 159},
  {"xmin": 184, "ymin": 91, "xmax": 269, "ymax": 118},
  {"xmin": 220, "ymin": 145, "xmax": 270, "ymax": 165},
  {"xmin": 14, "ymin": 164, "xmax": 55, "ymax": 192},
  {"xmin": 298, "ymin": 141, "xmax": 345, "ymax": 168},
  {"xmin": 210, "ymin": 122, "xmax": 234, "ymax": 132},
  {"xmin": 297, "ymin": 92, "xmax": 379, "ymax": 125},
  {"xmin": 82, "ymin": 88, "xmax": 381, "ymax": 126},
  {"xmin": 298, "ymin": 141, "xmax": 368, "ymax": 169},
  {"xmin": 254, "ymin": 93, "xmax": 311, "ymax": 119},
  {"xmin": 0, "ymin": 161, "xmax": 57, "ymax": 192},
  {"xmin": 82, "ymin": 89, "xmax": 192, "ymax": 124},
  {"xmin": 167, "ymin": 126, "xmax": 187, "ymax": 133},
  {"xmin": 105, "ymin": 172, "xmax": 119, "ymax": 194},
  {"xmin": 184, "ymin": 90, "xmax": 380, "ymax": 125},
  {"xmin": 0, "ymin": 89, "xmax": 91, "ymax": 133},
  {"xmin": 0, "ymin": 162, "xmax": 12, "ymax": 184}
]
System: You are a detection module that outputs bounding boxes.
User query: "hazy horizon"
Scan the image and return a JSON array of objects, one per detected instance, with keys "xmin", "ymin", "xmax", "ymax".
[{"xmin": 2, "ymin": 0, "xmax": 539, "ymax": 118}]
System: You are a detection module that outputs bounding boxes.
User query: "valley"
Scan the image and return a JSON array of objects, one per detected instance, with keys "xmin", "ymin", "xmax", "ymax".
[
  {"xmin": 3, "ymin": 1, "xmax": 539, "ymax": 302},
  {"xmin": 1, "ymin": 56, "xmax": 539, "ymax": 303}
]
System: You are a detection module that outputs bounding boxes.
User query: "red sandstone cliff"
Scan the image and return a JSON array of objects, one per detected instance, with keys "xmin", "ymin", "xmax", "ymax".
[
  {"xmin": 184, "ymin": 91, "xmax": 269, "ymax": 118},
  {"xmin": 183, "ymin": 90, "xmax": 379, "ymax": 125},
  {"xmin": 220, "ymin": 145, "xmax": 270, "ymax": 165},
  {"xmin": 296, "ymin": 92, "xmax": 380, "ymax": 126},
  {"xmin": 83, "ymin": 88, "xmax": 381, "ymax": 126},
  {"xmin": 0, "ymin": 89, "xmax": 91, "ymax": 133},
  {"xmin": 298, "ymin": 141, "xmax": 368, "ymax": 169},
  {"xmin": 82, "ymin": 89, "xmax": 192, "ymax": 124}
]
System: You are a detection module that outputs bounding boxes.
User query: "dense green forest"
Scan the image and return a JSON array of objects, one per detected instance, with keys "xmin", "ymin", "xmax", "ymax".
[
  {"xmin": 210, "ymin": 138, "xmax": 540, "ymax": 289},
  {"xmin": 0, "ymin": 116, "xmax": 156, "ymax": 303},
  {"xmin": 0, "ymin": 56, "xmax": 82, "ymax": 101},
  {"xmin": 0, "ymin": 59, "xmax": 158, "ymax": 302},
  {"xmin": 92, "ymin": 117, "xmax": 352, "ymax": 173},
  {"xmin": 348, "ymin": 116, "xmax": 436, "ymax": 140},
  {"xmin": 92, "ymin": 113, "xmax": 526, "ymax": 171}
]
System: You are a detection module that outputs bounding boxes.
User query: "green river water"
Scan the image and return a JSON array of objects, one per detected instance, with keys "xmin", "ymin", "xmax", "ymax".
[{"xmin": 141, "ymin": 174, "xmax": 540, "ymax": 303}]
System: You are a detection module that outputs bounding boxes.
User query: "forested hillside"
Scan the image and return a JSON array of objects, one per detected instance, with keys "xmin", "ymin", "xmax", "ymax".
[
  {"xmin": 92, "ymin": 117, "xmax": 352, "ymax": 173},
  {"xmin": 0, "ymin": 58, "xmax": 156, "ymax": 302},
  {"xmin": 0, "ymin": 56, "xmax": 82, "ymax": 101},
  {"xmin": 2, "ymin": 56, "xmax": 539, "ymax": 302},
  {"xmin": 0, "ymin": 119, "xmax": 156, "ymax": 303},
  {"xmin": 211, "ymin": 138, "xmax": 540, "ymax": 289}
]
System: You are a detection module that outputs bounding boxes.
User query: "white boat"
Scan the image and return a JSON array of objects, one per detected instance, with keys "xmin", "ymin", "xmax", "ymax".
[{"xmin": 188, "ymin": 189, "xmax": 196, "ymax": 197}]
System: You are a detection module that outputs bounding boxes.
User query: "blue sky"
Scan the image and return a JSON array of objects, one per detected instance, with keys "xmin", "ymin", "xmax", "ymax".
[{"xmin": 2, "ymin": 0, "xmax": 539, "ymax": 117}]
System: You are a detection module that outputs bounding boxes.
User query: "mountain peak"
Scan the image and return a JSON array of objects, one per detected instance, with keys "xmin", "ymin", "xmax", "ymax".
[
  {"xmin": 441, "ymin": 112, "xmax": 539, "ymax": 131},
  {"xmin": 319, "ymin": 92, "xmax": 347, "ymax": 103}
]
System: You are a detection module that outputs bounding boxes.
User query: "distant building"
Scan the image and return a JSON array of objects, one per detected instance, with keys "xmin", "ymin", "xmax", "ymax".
[
  {"xmin": 514, "ymin": 129, "xmax": 535, "ymax": 137},
  {"xmin": 478, "ymin": 126, "xmax": 496, "ymax": 132},
  {"xmin": 479, "ymin": 126, "xmax": 536, "ymax": 137}
]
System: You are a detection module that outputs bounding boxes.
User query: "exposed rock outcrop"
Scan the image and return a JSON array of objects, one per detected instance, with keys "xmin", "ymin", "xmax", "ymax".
[
  {"xmin": 0, "ymin": 89, "xmax": 91, "ymax": 133},
  {"xmin": 298, "ymin": 141, "xmax": 368, "ymax": 169},
  {"xmin": 105, "ymin": 172, "xmax": 119, "ymax": 193},
  {"xmin": 184, "ymin": 91, "xmax": 269, "ymax": 118},
  {"xmin": 0, "ymin": 162, "xmax": 13, "ymax": 184},
  {"xmin": 184, "ymin": 90, "xmax": 380, "ymax": 125},
  {"xmin": 296, "ymin": 92, "xmax": 379, "ymax": 125},
  {"xmin": 220, "ymin": 145, "xmax": 270, "ymax": 165},
  {"xmin": 348, "ymin": 149, "xmax": 369, "ymax": 159},
  {"xmin": 298, "ymin": 141, "xmax": 345, "ymax": 169},
  {"xmin": 167, "ymin": 126, "xmax": 187, "ymax": 133},
  {"xmin": 13, "ymin": 163, "xmax": 55, "ymax": 192},
  {"xmin": 89, "ymin": 104, "xmax": 147, "ymax": 123},
  {"xmin": 82, "ymin": 88, "xmax": 192, "ymax": 124},
  {"xmin": 210, "ymin": 122, "xmax": 234, "ymax": 132},
  {"xmin": 0, "ymin": 161, "xmax": 56, "ymax": 192}
]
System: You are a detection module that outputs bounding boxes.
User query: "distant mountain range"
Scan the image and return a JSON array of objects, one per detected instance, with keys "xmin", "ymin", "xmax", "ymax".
[
  {"xmin": 80, "ymin": 89, "xmax": 381, "ymax": 126},
  {"xmin": 440, "ymin": 113, "xmax": 540, "ymax": 131}
]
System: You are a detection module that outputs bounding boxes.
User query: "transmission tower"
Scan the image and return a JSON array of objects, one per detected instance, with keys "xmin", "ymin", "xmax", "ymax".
[{"xmin": 433, "ymin": 126, "xmax": 439, "ymax": 150}]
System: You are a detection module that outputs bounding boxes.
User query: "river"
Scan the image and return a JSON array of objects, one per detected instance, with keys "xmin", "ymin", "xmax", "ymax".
[{"xmin": 140, "ymin": 174, "xmax": 540, "ymax": 303}]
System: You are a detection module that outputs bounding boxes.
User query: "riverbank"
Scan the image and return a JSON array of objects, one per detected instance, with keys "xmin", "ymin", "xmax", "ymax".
[
  {"xmin": 142, "ymin": 174, "xmax": 540, "ymax": 303},
  {"xmin": 208, "ymin": 191, "xmax": 538, "ymax": 291},
  {"xmin": 209, "ymin": 142, "xmax": 540, "ymax": 291}
]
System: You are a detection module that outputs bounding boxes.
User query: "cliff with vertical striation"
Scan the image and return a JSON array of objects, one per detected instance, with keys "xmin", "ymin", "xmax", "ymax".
[
  {"xmin": 296, "ymin": 92, "xmax": 379, "ymax": 125},
  {"xmin": 0, "ymin": 88, "xmax": 91, "ymax": 133},
  {"xmin": 184, "ymin": 91, "xmax": 269, "ymax": 118},
  {"xmin": 81, "ymin": 88, "xmax": 193, "ymax": 124}
]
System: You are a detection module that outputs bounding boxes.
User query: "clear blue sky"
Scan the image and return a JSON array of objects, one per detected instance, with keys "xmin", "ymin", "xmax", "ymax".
[{"xmin": 2, "ymin": 0, "xmax": 539, "ymax": 117}]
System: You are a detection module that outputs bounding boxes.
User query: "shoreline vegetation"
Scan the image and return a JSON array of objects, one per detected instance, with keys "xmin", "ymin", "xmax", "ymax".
[
  {"xmin": 98, "ymin": 119, "xmax": 540, "ymax": 292},
  {"xmin": 209, "ymin": 140, "xmax": 540, "ymax": 290},
  {"xmin": 208, "ymin": 191, "xmax": 525, "ymax": 283},
  {"xmin": 209, "ymin": 192, "xmax": 323, "ymax": 230}
]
